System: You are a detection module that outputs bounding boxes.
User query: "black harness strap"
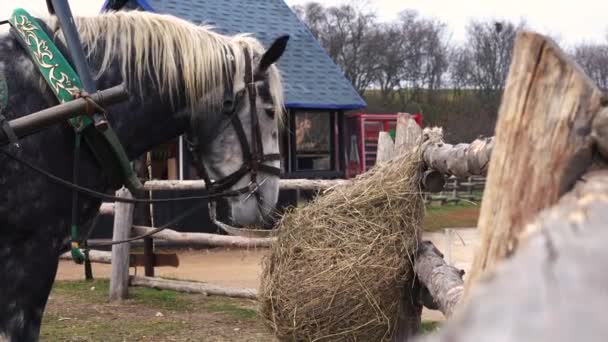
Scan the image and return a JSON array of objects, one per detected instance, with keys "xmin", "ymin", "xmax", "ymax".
[
  {"xmin": 191, "ymin": 47, "xmax": 282, "ymax": 200},
  {"xmin": 0, "ymin": 113, "xmax": 19, "ymax": 148}
]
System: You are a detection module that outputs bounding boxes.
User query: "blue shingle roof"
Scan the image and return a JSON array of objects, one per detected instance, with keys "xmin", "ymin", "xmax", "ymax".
[{"xmin": 106, "ymin": 0, "xmax": 366, "ymax": 110}]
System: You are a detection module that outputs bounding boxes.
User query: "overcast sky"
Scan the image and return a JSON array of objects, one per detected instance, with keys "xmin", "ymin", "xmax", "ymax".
[{"xmin": 1, "ymin": 0, "xmax": 606, "ymax": 46}]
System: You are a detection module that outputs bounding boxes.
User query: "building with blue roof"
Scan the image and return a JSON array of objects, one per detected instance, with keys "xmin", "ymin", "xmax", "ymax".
[{"xmin": 103, "ymin": 0, "xmax": 367, "ymax": 181}]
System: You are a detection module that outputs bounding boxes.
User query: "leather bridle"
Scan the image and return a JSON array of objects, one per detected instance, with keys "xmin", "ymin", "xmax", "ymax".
[{"xmin": 186, "ymin": 47, "xmax": 281, "ymax": 205}]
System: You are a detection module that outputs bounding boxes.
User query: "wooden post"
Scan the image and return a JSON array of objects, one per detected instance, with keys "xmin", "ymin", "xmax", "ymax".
[
  {"xmin": 109, "ymin": 188, "xmax": 134, "ymax": 301},
  {"xmin": 421, "ymin": 170, "xmax": 608, "ymax": 341},
  {"xmin": 466, "ymin": 31, "xmax": 605, "ymax": 292},
  {"xmin": 376, "ymin": 131, "xmax": 395, "ymax": 163},
  {"xmin": 444, "ymin": 229, "xmax": 453, "ymax": 265},
  {"xmin": 394, "ymin": 113, "xmax": 422, "ymax": 155},
  {"xmin": 143, "ymin": 237, "xmax": 154, "ymax": 277},
  {"xmin": 393, "ymin": 113, "xmax": 424, "ymax": 342}
]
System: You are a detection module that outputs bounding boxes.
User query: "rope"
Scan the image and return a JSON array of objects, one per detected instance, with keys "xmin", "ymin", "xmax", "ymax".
[
  {"xmin": 0, "ymin": 148, "xmax": 250, "ymax": 204},
  {"xmin": 0, "ymin": 147, "xmax": 245, "ymax": 246}
]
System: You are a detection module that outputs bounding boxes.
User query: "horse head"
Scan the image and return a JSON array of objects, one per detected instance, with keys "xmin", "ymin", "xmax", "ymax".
[{"xmin": 187, "ymin": 35, "xmax": 289, "ymax": 228}]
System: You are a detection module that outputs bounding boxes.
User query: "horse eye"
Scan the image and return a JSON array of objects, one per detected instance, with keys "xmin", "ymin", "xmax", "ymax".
[{"xmin": 265, "ymin": 108, "xmax": 275, "ymax": 118}]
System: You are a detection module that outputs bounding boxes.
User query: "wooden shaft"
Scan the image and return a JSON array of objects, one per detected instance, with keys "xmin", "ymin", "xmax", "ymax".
[{"xmin": 0, "ymin": 84, "xmax": 128, "ymax": 145}]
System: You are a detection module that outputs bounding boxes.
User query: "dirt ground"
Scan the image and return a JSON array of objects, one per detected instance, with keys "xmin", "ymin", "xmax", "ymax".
[
  {"xmin": 55, "ymin": 228, "xmax": 479, "ymax": 324},
  {"xmin": 43, "ymin": 279, "xmax": 275, "ymax": 341}
]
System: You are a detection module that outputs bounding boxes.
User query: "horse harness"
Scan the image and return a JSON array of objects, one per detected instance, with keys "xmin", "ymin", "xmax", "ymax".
[{"xmin": 186, "ymin": 47, "xmax": 281, "ymax": 204}]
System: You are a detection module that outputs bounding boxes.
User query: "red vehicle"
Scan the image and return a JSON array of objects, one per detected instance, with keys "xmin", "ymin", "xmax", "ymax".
[{"xmin": 345, "ymin": 113, "xmax": 422, "ymax": 178}]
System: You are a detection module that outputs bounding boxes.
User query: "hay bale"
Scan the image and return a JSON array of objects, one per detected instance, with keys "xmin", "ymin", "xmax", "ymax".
[{"xmin": 260, "ymin": 152, "xmax": 423, "ymax": 341}]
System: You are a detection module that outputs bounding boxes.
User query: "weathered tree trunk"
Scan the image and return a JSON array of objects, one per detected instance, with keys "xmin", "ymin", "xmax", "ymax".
[
  {"xmin": 418, "ymin": 170, "xmax": 608, "ymax": 342},
  {"xmin": 414, "ymin": 241, "xmax": 464, "ymax": 317},
  {"xmin": 422, "ymin": 128, "xmax": 494, "ymax": 178},
  {"xmin": 129, "ymin": 276, "xmax": 257, "ymax": 299},
  {"xmin": 466, "ymin": 31, "xmax": 605, "ymax": 291},
  {"xmin": 131, "ymin": 225, "xmax": 274, "ymax": 248}
]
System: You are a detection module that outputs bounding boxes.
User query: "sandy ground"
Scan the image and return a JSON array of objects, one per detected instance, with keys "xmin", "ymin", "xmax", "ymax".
[{"xmin": 56, "ymin": 228, "xmax": 479, "ymax": 321}]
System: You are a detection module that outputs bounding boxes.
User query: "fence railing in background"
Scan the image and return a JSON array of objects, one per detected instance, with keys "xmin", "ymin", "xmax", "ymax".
[{"xmin": 426, "ymin": 175, "xmax": 486, "ymax": 205}]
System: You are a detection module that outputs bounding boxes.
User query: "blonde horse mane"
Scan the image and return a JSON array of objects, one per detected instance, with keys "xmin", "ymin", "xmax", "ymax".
[{"xmin": 45, "ymin": 11, "xmax": 284, "ymax": 117}]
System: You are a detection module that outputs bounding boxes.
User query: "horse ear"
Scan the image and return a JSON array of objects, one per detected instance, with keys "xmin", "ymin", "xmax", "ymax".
[{"xmin": 256, "ymin": 35, "xmax": 289, "ymax": 75}]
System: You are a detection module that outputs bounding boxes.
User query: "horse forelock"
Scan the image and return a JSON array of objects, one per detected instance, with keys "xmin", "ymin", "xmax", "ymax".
[{"xmin": 42, "ymin": 11, "xmax": 284, "ymax": 120}]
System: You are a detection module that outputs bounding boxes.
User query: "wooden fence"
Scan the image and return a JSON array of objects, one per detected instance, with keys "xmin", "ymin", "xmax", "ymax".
[
  {"xmin": 426, "ymin": 175, "xmax": 486, "ymax": 205},
  {"xmin": 61, "ymin": 114, "xmax": 492, "ymax": 302}
]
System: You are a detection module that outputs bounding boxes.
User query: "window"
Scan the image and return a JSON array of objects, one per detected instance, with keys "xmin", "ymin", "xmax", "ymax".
[{"xmin": 294, "ymin": 111, "xmax": 331, "ymax": 171}]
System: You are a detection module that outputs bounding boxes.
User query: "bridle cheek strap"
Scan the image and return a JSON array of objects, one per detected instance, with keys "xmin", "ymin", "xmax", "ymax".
[{"xmin": 190, "ymin": 47, "xmax": 282, "ymax": 199}]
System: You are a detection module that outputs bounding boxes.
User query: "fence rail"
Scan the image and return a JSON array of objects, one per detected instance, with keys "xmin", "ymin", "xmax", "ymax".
[{"xmin": 426, "ymin": 175, "xmax": 486, "ymax": 205}]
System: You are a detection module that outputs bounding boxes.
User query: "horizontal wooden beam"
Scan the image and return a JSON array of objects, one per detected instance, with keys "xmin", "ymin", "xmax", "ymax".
[
  {"xmin": 141, "ymin": 178, "xmax": 349, "ymax": 191},
  {"xmin": 129, "ymin": 253, "xmax": 179, "ymax": 268},
  {"xmin": 129, "ymin": 276, "xmax": 257, "ymax": 299},
  {"xmin": 131, "ymin": 225, "xmax": 275, "ymax": 248},
  {"xmin": 414, "ymin": 241, "xmax": 464, "ymax": 317},
  {"xmin": 422, "ymin": 128, "xmax": 494, "ymax": 178},
  {"xmin": 59, "ymin": 249, "xmax": 112, "ymax": 264}
]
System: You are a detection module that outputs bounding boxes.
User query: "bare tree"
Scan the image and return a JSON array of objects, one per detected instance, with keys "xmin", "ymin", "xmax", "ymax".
[
  {"xmin": 573, "ymin": 43, "xmax": 608, "ymax": 90},
  {"xmin": 462, "ymin": 20, "xmax": 523, "ymax": 96},
  {"xmin": 292, "ymin": 2, "xmax": 379, "ymax": 95},
  {"xmin": 394, "ymin": 11, "xmax": 450, "ymax": 109},
  {"xmin": 373, "ymin": 23, "xmax": 405, "ymax": 105}
]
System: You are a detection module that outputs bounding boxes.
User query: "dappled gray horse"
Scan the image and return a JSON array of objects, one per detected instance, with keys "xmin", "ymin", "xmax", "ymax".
[{"xmin": 0, "ymin": 10, "xmax": 287, "ymax": 341}]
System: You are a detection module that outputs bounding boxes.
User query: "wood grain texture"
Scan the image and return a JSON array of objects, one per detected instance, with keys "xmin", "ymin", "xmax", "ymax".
[
  {"xmin": 414, "ymin": 241, "xmax": 464, "ymax": 317},
  {"xmin": 466, "ymin": 31, "xmax": 605, "ymax": 291},
  {"xmin": 130, "ymin": 276, "xmax": 257, "ymax": 299},
  {"xmin": 109, "ymin": 188, "xmax": 134, "ymax": 301},
  {"xmin": 141, "ymin": 178, "xmax": 350, "ymax": 191},
  {"xmin": 422, "ymin": 133, "xmax": 494, "ymax": 178},
  {"xmin": 131, "ymin": 225, "xmax": 274, "ymax": 248},
  {"xmin": 377, "ymin": 131, "xmax": 395, "ymax": 163},
  {"xmin": 418, "ymin": 170, "xmax": 608, "ymax": 342},
  {"xmin": 395, "ymin": 113, "xmax": 422, "ymax": 155}
]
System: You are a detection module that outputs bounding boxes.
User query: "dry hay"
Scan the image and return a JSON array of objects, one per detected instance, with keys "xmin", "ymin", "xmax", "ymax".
[{"xmin": 259, "ymin": 151, "xmax": 424, "ymax": 341}]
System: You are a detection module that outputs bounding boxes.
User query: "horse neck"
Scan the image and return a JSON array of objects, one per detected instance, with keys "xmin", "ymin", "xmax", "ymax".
[{"xmin": 87, "ymin": 45, "xmax": 191, "ymax": 159}]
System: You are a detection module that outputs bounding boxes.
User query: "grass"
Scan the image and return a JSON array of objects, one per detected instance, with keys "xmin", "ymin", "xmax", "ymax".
[
  {"xmin": 45, "ymin": 279, "xmax": 441, "ymax": 340},
  {"xmin": 41, "ymin": 313, "xmax": 188, "ymax": 342},
  {"xmin": 51, "ymin": 279, "xmax": 191, "ymax": 312},
  {"xmin": 205, "ymin": 300, "xmax": 258, "ymax": 321},
  {"xmin": 43, "ymin": 280, "xmax": 270, "ymax": 341},
  {"xmin": 423, "ymin": 201, "xmax": 480, "ymax": 231},
  {"xmin": 421, "ymin": 320, "xmax": 441, "ymax": 333}
]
